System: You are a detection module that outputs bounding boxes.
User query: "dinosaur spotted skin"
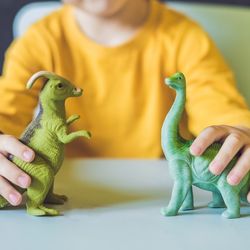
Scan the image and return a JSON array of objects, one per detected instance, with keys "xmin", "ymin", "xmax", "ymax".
[
  {"xmin": 0, "ymin": 71, "xmax": 91, "ymax": 216},
  {"xmin": 20, "ymin": 104, "xmax": 43, "ymax": 145},
  {"xmin": 161, "ymin": 72, "xmax": 250, "ymax": 219}
]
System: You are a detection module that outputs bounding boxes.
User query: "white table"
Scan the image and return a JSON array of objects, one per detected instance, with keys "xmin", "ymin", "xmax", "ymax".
[{"xmin": 1, "ymin": 159, "xmax": 250, "ymax": 250}]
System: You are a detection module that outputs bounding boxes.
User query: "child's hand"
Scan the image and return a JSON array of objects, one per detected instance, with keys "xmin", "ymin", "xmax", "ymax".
[
  {"xmin": 0, "ymin": 134, "xmax": 34, "ymax": 206},
  {"xmin": 190, "ymin": 125, "xmax": 250, "ymax": 202}
]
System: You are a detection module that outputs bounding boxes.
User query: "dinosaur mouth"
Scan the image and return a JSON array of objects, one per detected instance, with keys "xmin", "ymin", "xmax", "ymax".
[
  {"xmin": 73, "ymin": 87, "xmax": 83, "ymax": 96},
  {"xmin": 164, "ymin": 78, "xmax": 173, "ymax": 86}
]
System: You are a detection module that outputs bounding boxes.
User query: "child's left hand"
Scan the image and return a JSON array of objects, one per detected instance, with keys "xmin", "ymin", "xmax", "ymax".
[{"xmin": 189, "ymin": 125, "xmax": 250, "ymax": 202}]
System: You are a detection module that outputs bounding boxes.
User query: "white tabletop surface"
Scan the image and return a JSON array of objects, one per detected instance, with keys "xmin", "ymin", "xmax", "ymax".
[{"xmin": 1, "ymin": 159, "xmax": 250, "ymax": 250}]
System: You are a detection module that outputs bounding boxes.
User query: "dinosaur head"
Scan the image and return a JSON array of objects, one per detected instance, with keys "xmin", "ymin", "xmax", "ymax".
[
  {"xmin": 26, "ymin": 71, "xmax": 83, "ymax": 101},
  {"xmin": 164, "ymin": 72, "xmax": 186, "ymax": 90}
]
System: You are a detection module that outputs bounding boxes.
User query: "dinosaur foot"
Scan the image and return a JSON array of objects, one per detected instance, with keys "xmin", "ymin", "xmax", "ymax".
[
  {"xmin": 27, "ymin": 207, "xmax": 46, "ymax": 216},
  {"xmin": 222, "ymin": 210, "xmax": 240, "ymax": 219},
  {"xmin": 208, "ymin": 201, "xmax": 226, "ymax": 208},
  {"xmin": 45, "ymin": 193, "xmax": 68, "ymax": 205},
  {"xmin": 161, "ymin": 207, "xmax": 178, "ymax": 217},
  {"xmin": 180, "ymin": 204, "xmax": 194, "ymax": 211},
  {"xmin": 27, "ymin": 205, "xmax": 59, "ymax": 216}
]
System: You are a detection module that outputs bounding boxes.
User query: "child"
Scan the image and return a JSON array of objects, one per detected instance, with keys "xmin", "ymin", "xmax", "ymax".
[{"xmin": 0, "ymin": 0, "xmax": 250, "ymax": 206}]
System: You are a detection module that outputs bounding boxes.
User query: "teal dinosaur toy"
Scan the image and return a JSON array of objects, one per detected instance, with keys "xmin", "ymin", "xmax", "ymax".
[
  {"xmin": 0, "ymin": 71, "xmax": 91, "ymax": 216},
  {"xmin": 161, "ymin": 72, "xmax": 250, "ymax": 219}
]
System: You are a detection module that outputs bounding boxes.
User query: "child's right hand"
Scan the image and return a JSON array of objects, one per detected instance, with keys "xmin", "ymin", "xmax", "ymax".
[{"xmin": 0, "ymin": 134, "xmax": 34, "ymax": 206}]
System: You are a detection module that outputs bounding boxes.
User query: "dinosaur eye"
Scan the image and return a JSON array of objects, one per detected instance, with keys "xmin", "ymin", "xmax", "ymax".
[
  {"xmin": 57, "ymin": 83, "xmax": 64, "ymax": 89},
  {"xmin": 178, "ymin": 77, "xmax": 182, "ymax": 80}
]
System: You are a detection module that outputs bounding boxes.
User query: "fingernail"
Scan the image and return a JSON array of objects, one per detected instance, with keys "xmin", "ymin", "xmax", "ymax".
[
  {"xmin": 190, "ymin": 146, "xmax": 201, "ymax": 155},
  {"xmin": 9, "ymin": 193, "xmax": 20, "ymax": 205},
  {"xmin": 17, "ymin": 175, "xmax": 30, "ymax": 188},
  {"xmin": 209, "ymin": 161, "xmax": 221, "ymax": 175},
  {"xmin": 227, "ymin": 174, "xmax": 240, "ymax": 185},
  {"xmin": 23, "ymin": 150, "xmax": 33, "ymax": 161},
  {"xmin": 247, "ymin": 193, "xmax": 250, "ymax": 203}
]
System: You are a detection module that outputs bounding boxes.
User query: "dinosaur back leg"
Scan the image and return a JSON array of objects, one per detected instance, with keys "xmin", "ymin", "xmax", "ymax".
[
  {"xmin": 10, "ymin": 156, "xmax": 60, "ymax": 215},
  {"xmin": 161, "ymin": 159, "xmax": 192, "ymax": 216},
  {"xmin": 208, "ymin": 191, "xmax": 225, "ymax": 208},
  {"xmin": 23, "ymin": 162, "xmax": 58, "ymax": 216},
  {"xmin": 180, "ymin": 186, "xmax": 194, "ymax": 211},
  {"xmin": 217, "ymin": 181, "xmax": 240, "ymax": 219}
]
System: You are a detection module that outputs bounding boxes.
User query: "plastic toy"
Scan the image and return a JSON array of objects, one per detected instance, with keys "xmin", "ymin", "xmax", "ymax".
[
  {"xmin": 161, "ymin": 72, "xmax": 250, "ymax": 219},
  {"xmin": 0, "ymin": 71, "xmax": 91, "ymax": 216}
]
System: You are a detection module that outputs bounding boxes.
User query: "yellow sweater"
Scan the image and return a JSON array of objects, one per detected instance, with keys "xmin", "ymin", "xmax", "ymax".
[{"xmin": 0, "ymin": 1, "xmax": 250, "ymax": 158}]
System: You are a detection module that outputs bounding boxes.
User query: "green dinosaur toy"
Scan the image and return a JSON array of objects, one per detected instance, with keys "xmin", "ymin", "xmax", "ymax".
[
  {"xmin": 0, "ymin": 71, "xmax": 91, "ymax": 216},
  {"xmin": 161, "ymin": 72, "xmax": 250, "ymax": 219}
]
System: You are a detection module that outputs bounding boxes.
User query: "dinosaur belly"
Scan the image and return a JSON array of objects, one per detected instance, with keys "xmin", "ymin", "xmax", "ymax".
[
  {"xmin": 193, "ymin": 182, "xmax": 218, "ymax": 193},
  {"xmin": 191, "ymin": 157, "xmax": 219, "ymax": 183},
  {"xmin": 25, "ymin": 128, "xmax": 64, "ymax": 172}
]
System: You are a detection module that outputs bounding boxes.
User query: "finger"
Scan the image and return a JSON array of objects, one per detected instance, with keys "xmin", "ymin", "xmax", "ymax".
[
  {"xmin": 0, "ymin": 154, "xmax": 31, "ymax": 188},
  {"xmin": 227, "ymin": 147, "xmax": 250, "ymax": 186},
  {"xmin": 190, "ymin": 126, "xmax": 228, "ymax": 156},
  {"xmin": 247, "ymin": 191, "xmax": 250, "ymax": 203},
  {"xmin": 0, "ymin": 176, "xmax": 22, "ymax": 206},
  {"xmin": 209, "ymin": 133, "xmax": 244, "ymax": 175},
  {"xmin": 0, "ymin": 135, "xmax": 35, "ymax": 162}
]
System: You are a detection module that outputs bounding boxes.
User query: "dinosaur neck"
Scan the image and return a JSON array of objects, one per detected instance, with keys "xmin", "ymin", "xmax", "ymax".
[
  {"xmin": 40, "ymin": 100, "xmax": 66, "ymax": 120},
  {"xmin": 161, "ymin": 87, "xmax": 186, "ymax": 157}
]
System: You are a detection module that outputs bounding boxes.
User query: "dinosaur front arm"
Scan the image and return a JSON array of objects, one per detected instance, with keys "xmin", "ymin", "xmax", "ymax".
[
  {"xmin": 57, "ymin": 126, "xmax": 91, "ymax": 144},
  {"xmin": 66, "ymin": 114, "xmax": 80, "ymax": 125}
]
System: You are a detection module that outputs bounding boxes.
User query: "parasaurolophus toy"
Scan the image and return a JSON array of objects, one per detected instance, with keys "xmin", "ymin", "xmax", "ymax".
[
  {"xmin": 161, "ymin": 72, "xmax": 250, "ymax": 219},
  {"xmin": 0, "ymin": 71, "xmax": 91, "ymax": 216}
]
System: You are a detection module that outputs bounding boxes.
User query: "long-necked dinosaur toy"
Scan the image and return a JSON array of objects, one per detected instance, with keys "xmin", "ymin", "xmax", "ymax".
[
  {"xmin": 0, "ymin": 71, "xmax": 91, "ymax": 216},
  {"xmin": 161, "ymin": 72, "xmax": 250, "ymax": 219}
]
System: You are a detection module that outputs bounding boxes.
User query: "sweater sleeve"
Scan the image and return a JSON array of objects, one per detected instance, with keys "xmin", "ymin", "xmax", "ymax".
[
  {"xmin": 0, "ymin": 25, "xmax": 52, "ymax": 136},
  {"xmin": 177, "ymin": 20, "xmax": 250, "ymax": 136}
]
